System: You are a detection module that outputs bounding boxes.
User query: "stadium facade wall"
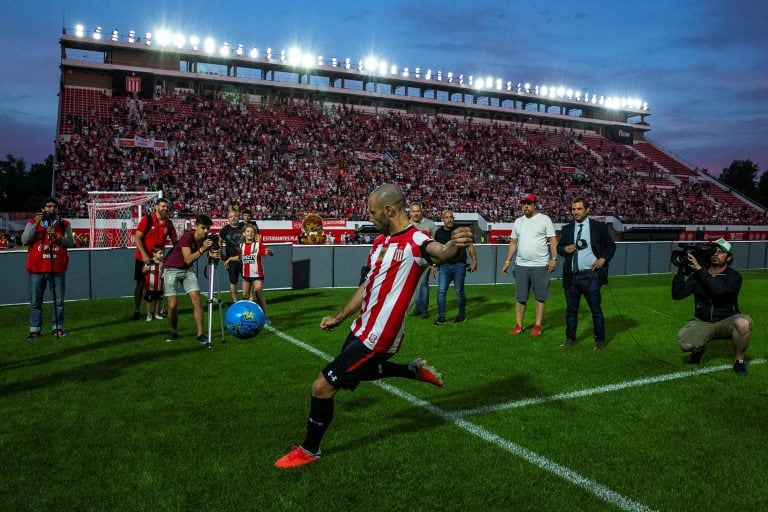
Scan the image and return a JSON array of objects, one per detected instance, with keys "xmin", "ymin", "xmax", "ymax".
[{"xmin": 1, "ymin": 242, "xmax": 766, "ymax": 307}]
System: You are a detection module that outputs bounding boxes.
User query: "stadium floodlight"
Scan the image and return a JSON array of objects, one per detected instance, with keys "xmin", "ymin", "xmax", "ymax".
[
  {"xmin": 156, "ymin": 29, "xmax": 170, "ymax": 47},
  {"xmin": 317, "ymin": 55, "xmax": 324, "ymax": 66},
  {"xmin": 111, "ymin": 29, "xmax": 118, "ymax": 42},
  {"xmin": 280, "ymin": 49, "xmax": 286, "ymax": 62},
  {"xmin": 93, "ymin": 26, "xmax": 102, "ymax": 40},
  {"xmin": 599, "ymin": 95, "xmax": 605, "ymax": 105},
  {"xmin": 250, "ymin": 47, "xmax": 258, "ymax": 58},
  {"xmin": 378, "ymin": 61, "xmax": 388, "ymax": 75},
  {"xmin": 534, "ymin": 85, "xmax": 539, "ymax": 94},
  {"xmin": 437, "ymin": 70, "xmax": 443, "ymax": 81},
  {"xmin": 485, "ymin": 76, "xmax": 493, "ymax": 89},
  {"xmin": 642, "ymin": 102, "xmax": 648, "ymax": 111},
  {"xmin": 390, "ymin": 64, "xmax": 398, "ymax": 75},
  {"xmin": 204, "ymin": 38, "xmax": 215, "ymax": 54},
  {"xmin": 415, "ymin": 67, "xmax": 421, "ymax": 78},
  {"xmin": 331, "ymin": 57, "xmax": 338, "ymax": 67},
  {"xmin": 541, "ymin": 85, "xmax": 548, "ymax": 96},
  {"xmin": 174, "ymin": 34, "xmax": 185, "ymax": 49},
  {"xmin": 128, "ymin": 30, "xmax": 136, "ymax": 43},
  {"xmin": 458, "ymin": 74, "xmax": 464, "ymax": 85},
  {"xmin": 557, "ymin": 86, "xmax": 565, "ymax": 98},
  {"xmin": 475, "ymin": 78, "xmax": 485, "ymax": 89},
  {"xmin": 506, "ymin": 81, "xmax": 513, "ymax": 91},
  {"xmin": 266, "ymin": 48, "xmax": 272, "ymax": 60},
  {"xmin": 75, "ymin": 24, "xmax": 85, "ymax": 38},
  {"xmin": 468, "ymin": 75, "xmax": 473, "ymax": 86},
  {"xmin": 364, "ymin": 56, "xmax": 377, "ymax": 72},
  {"xmin": 145, "ymin": 32, "xmax": 152, "ymax": 46},
  {"xmin": 288, "ymin": 47, "xmax": 302, "ymax": 66},
  {"xmin": 591, "ymin": 94, "xmax": 597, "ymax": 104},
  {"xmin": 357, "ymin": 60, "xmax": 363, "ymax": 71},
  {"xmin": 301, "ymin": 53, "xmax": 315, "ymax": 68},
  {"xmin": 447, "ymin": 72, "xmax": 453, "ymax": 83},
  {"xmin": 496, "ymin": 78, "xmax": 502, "ymax": 90},
  {"xmin": 549, "ymin": 88, "xmax": 557, "ymax": 99},
  {"xmin": 425, "ymin": 69, "xmax": 432, "ymax": 80},
  {"xmin": 344, "ymin": 57, "xmax": 350, "ymax": 69},
  {"xmin": 524, "ymin": 82, "xmax": 531, "ymax": 93},
  {"xmin": 402, "ymin": 67, "xmax": 409, "ymax": 77},
  {"xmin": 220, "ymin": 43, "xmax": 230, "ymax": 57},
  {"xmin": 575, "ymin": 90, "xmax": 581, "ymax": 100},
  {"xmin": 190, "ymin": 36, "xmax": 200, "ymax": 51},
  {"xmin": 236, "ymin": 43, "xmax": 244, "ymax": 56}
]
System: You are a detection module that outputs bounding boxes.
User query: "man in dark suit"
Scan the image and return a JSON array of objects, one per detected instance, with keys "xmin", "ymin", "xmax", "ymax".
[{"xmin": 556, "ymin": 197, "xmax": 616, "ymax": 350}]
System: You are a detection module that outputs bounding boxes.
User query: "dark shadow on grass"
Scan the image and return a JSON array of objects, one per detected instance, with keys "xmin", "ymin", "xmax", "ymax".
[
  {"xmin": 268, "ymin": 291, "xmax": 324, "ymax": 304},
  {"xmin": 0, "ymin": 331, "xmax": 172, "ymax": 371},
  {"xmin": 0, "ymin": 346, "xmax": 200, "ymax": 396}
]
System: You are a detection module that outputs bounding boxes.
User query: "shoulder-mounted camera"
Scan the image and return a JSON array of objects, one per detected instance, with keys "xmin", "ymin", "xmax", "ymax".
[{"xmin": 671, "ymin": 242, "xmax": 714, "ymax": 270}]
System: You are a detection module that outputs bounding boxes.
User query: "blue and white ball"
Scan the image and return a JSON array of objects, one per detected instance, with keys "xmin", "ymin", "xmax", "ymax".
[{"xmin": 225, "ymin": 300, "xmax": 266, "ymax": 339}]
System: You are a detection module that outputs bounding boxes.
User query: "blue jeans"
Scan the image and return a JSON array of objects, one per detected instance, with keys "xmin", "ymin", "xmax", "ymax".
[
  {"xmin": 565, "ymin": 272, "xmax": 604, "ymax": 342},
  {"xmin": 413, "ymin": 270, "xmax": 431, "ymax": 314},
  {"xmin": 29, "ymin": 272, "xmax": 66, "ymax": 332},
  {"xmin": 436, "ymin": 262, "xmax": 467, "ymax": 318}
]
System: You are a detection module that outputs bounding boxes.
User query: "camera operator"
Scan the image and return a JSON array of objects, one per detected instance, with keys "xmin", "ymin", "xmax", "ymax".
[
  {"xmin": 672, "ymin": 238, "xmax": 752, "ymax": 376},
  {"xmin": 22, "ymin": 197, "xmax": 74, "ymax": 340},
  {"xmin": 162, "ymin": 214, "xmax": 220, "ymax": 344}
]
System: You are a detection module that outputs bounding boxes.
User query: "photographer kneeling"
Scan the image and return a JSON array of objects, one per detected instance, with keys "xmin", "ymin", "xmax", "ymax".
[
  {"xmin": 163, "ymin": 214, "xmax": 220, "ymax": 344},
  {"xmin": 671, "ymin": 238, "xmax": 752, "ymax": 376}
]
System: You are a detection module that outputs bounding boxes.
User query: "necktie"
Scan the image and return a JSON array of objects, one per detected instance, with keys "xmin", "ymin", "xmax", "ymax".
[{"xmin": 573, "ymin": 223, "xmax": 583, "ymax": 272}]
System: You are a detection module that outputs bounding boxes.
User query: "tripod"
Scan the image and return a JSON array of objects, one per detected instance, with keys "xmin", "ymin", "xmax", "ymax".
[
  {"xmin": 46, "ymin": 223, "xmax": 63, "ymax": 339},
  {"xmin": 204, "ymin": 255, "xmax": 226, "ymax": 349}
]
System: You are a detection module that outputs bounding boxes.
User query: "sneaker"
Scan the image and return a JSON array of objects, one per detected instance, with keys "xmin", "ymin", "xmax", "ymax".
[
  {"xmin": 25, "ymin": 332, "xmax": 41, "ymax": 341},
  {"xmin": 132, "ymin": 311, "xmax": 141, "ymax": 321},
  {"xmin": 165, "ymin": 331, "xmax": 178, "ymax": 342},
  {"xmin": 453, "ymin": 315, "xmax": 465, "ymax": 323},
  {"xmin": 196, "ymin": 334, "xmax": 209, "ymax": 345},
  {"xmin": 434, "ymin": 317, "xmax": 446, "ymax": 325},
  {"xmin": 409, "ymin": 358, "xmax": 444, "ymax": 387},
  {"xmin": 530, "ymin": 325, "xmax": 542, "ymax": 336},
  {"xmin": 560, "ymin": 338, "xmax": 576, "ymax": 347},
  {"xmin": 146, "ymin": 314, "xmax": 153, "ymax": 322},
  {"xmin": 154, "ymin": 314, "xmax": 164, "ymax": 320},
  {"xmin": 159, "ymin": 310, "xmax": 168, "ymax": 318},
  {"xmin": 594, "ymin": 341, "xmax": 606, "ymax": 351},
  {"xmin": 733, "ymin": 359, "xmax": 748, "ymax": 377},
  {"xmin": 53, "ymin": 329, "xmax": 68, "ymax": 338},
  {"xmin": 509, "ymin": 324, "xmax": 524, "ymax": 335},
  {"xmin": 686, "ymin": 346, "xmax": 704, "ymax": 364},
  {"xmin": 274, "ymin": 446, "xmax": 321, "ymax": 468}
]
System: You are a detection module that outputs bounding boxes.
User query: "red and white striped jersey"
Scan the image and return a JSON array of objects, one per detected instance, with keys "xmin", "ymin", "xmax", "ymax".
[
  {"xmin": 351, "ymin": 226, "xmax": 433, "ymax": 353},
  {"xmin": 144, "ymin": 259, "xmax": 164, "ymax": 292},
  {"xmin": 240, "ymin": 241, "xmax": 268, "ymax": 278}
]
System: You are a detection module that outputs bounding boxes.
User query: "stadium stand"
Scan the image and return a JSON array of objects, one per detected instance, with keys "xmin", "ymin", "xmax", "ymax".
[{"xmin": 55, "ymin": 86, "xmax": 767, "ymax": 226}]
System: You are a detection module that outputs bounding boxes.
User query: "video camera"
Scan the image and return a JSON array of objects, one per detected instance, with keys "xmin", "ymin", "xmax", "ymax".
[
  {"xmin": 206, "ymin": 233, "xmax": 220, "ymax": 251},
  {"xmin": 670, "ymin": 242, "xmax": 715, "ymax": 269}
]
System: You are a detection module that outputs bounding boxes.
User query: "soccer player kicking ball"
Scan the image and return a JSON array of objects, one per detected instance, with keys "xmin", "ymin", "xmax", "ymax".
[{"xmin": 275, "ymin": 184, "xmax": 475, "ymax": 468}]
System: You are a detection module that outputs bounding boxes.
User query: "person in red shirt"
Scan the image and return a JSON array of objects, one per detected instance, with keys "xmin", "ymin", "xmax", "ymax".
[
  {"xmin": 275, "ymin": 183, "xmax": 474, "ymax": 468},
  {"xmin": 133, "ymin": 198, "xmax": 177, "ymax": 320},
  {"xmin": 22, "ymin": 197, "xmax": 74, "ymax": 340}
]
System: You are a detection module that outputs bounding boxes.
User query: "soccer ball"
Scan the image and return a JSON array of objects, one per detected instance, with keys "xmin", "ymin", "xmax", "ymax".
[{"xmin": 225, "ymin": 300, "xmax": 266, "ymax": 339}]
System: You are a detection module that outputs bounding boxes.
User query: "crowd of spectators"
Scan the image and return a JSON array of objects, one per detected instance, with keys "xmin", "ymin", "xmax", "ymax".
[{"xmin": 54, "ymin": 88, "xmax": 768, "ymax": 226}]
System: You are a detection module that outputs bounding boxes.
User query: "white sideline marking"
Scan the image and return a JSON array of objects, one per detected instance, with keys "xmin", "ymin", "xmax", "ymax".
[
  {"xmin": 267, "ymin": 326, "xmax": 656, "ymax": 512},
  {"xmin": 453, "ymin": 358, "xmax": 766, "ymax": 418}
]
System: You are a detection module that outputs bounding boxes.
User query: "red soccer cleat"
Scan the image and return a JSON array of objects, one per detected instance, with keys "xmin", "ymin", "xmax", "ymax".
[
  {"xmin": 530, "ymin": 325, "xmax": 542, "ymax": 336},
  {"xmin": 509, "ymin": 324, "xmax": 524, "ymax": 335},
  {"xmin": 274, "ymin": 446, "xmax": 321, "ymax": 469},
  {"xmin": 410, "ymin": 358, "xmax": 444, "ymax": 388}
]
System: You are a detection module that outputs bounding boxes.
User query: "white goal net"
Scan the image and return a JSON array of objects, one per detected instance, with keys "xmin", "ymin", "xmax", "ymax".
[{"xmin": 87, "ymin": 191, "xmax": 162, "ymax": 248}]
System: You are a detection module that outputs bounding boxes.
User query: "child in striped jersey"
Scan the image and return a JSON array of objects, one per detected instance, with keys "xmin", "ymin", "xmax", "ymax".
[
  {"xmin": 142, "ymin": 246, "xmax": 165, "ymax": 321},
  {"xmin": 236, "ymin": 224, "xmax": 274, "ymax": 322}
]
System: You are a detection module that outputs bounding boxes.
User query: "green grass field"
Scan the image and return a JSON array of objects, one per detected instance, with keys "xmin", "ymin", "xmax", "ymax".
[{"xmin": 1, "ymin": 272, "xmax": 766, "ymax": 511}]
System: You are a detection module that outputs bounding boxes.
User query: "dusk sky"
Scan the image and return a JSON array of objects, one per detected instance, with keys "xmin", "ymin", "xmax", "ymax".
[{"xmin": 1, "ymin": 0, "xmax": 766, "ymax": 176}]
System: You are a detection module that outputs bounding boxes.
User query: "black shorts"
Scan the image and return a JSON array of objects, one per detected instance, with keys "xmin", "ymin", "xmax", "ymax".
[
  {"xmin": 143, "ymin": 290, "xmax": 163, "ymax": 302},
  {"xmin": 242, "ymin": 276, "xmax": 264, "ymax": 283},
  {"xmin": 226, "ymin": 260, "xmax": 242, "ymax": 285},
  {"xmin": 322, "ymin": 332, "xmax": 394, "ymax": 391},
  {"xmin": 134, "ymin": 260, "xmax": 146, "ymax": 282}
]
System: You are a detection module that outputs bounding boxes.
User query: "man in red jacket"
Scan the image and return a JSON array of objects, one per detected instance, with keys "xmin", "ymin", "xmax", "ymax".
[{"xmin": 22, "ymin": 197, "xmax": 74, "ymax": 340}]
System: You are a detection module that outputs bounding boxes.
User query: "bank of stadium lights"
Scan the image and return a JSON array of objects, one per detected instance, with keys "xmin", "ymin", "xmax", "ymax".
[{"xmin": 69, "ymin": 24, "xmax": 649, "ymax": 111}]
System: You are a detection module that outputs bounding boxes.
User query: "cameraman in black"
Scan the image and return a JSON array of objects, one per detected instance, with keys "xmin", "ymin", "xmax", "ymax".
[
  {"xmin": 672, "ymin": 238, "xmax": 752, "ymax": 376},
  {"xmin": 162, "ymin": 214, "xmax": 220, "ymax": 344}
]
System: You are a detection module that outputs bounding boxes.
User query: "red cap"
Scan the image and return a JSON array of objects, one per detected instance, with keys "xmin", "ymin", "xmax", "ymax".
[{"xmin": 521, "ymin": 193, "xmax": 536, "ymax": 203}]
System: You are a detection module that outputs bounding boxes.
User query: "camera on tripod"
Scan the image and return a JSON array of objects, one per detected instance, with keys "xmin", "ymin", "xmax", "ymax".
[
  {"xmin": 206, "ymin": 233, "xmax": 220, "ymax": 251},
  {"xmin": 41, "ymin": 212, "xmax": 58, "ymax": 227},
  {"xmin": 670, "ymin": 242, "xmax": 714, "ymax": 269}
]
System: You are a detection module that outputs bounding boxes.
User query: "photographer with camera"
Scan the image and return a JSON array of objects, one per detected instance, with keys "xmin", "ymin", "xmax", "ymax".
[
  {"xmin": 162, "ymin": 214, "xmax": 220, "ymax": 344},
  {"xmin": 22, "ymin": 197, "xmax": 74, "ymax": 340},
  {"xmin": 557, "ymin": 197, "xmax": 616, "ymax": 350},
  {"xmin": 672, "ymin": 238, "xmax": 752, "ymax": 376}
]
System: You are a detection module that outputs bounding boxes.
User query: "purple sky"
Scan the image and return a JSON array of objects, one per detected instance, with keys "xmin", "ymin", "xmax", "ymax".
[{"xmin": 1, "ymin": 0, "xmax": 766, "ymax": 176}]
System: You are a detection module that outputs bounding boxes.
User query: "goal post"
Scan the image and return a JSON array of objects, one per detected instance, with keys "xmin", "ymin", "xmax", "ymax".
[{"xmin": 87, "ymin": 191, "xmax": 162, "ymax": 248}]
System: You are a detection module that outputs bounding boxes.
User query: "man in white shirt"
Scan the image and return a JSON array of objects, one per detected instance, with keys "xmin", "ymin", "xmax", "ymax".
[{"xmin": 501, "ymin": 193, "xmax": 558, "ymax": 336}]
